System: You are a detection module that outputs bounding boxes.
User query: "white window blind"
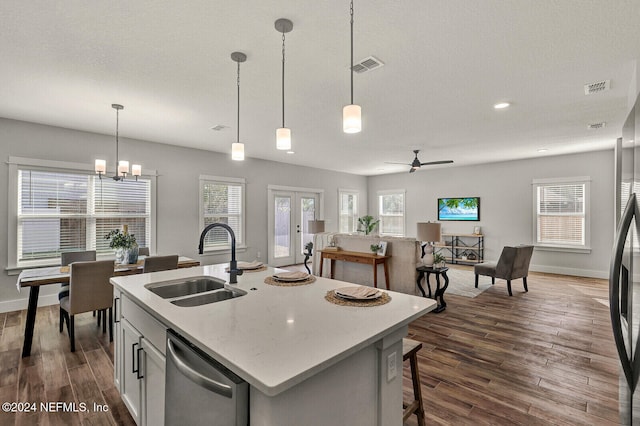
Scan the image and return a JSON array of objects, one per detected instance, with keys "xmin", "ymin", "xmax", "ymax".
[
  {"xmin": 533, "ymin": 178, "xmax": 590, "ymax": 249},
  {"xmin": 200, "ymin": 177, "xmax": 245, "ymax": 252},
  {"xmin": 338, "ymin": 190, "xmax": 359, "ymax": 233},
  {"xmin": 378, "ymin": 190, "xmax": 405, "ymax": 236},
  {"xmin": 17, "ymin": 168, "xmax": 151, "ymax": 263}
]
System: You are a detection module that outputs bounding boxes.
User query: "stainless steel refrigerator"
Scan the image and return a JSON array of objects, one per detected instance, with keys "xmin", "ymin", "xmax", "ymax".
[{"xmin": 611, "ymin": 93, "xmax": 640, "ymax": 425}]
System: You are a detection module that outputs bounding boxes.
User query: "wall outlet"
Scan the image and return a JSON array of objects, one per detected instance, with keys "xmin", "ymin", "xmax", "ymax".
[{"xmin": 387, "ymin": 351, "xmax": 397, "ymax": 381}]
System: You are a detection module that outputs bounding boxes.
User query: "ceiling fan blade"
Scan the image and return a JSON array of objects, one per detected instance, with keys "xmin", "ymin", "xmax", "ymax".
[
  {"xmin": 420, "ymin": 160, "xmax": 454, "ymax": 166},
  {"xmin": 409, "ymin": 167, "xmax": 416, "ymax": 173},
  {"xmin": 384, "ymin": 162, "xmax": 411, "ymax": 165}
]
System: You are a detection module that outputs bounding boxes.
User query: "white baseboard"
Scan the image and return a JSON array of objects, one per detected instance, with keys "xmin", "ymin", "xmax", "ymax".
[
  {"xmin": 0, "ymin": 293, "xmax": 59, "ymax": 314},
  {"xmin": 530, "ymin": 264, "xmax": 608, "ymax": 280}
]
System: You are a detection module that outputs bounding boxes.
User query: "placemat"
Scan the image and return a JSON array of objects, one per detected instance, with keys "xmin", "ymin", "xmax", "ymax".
[
  {"xmin": 226, "ymin": 265, "xmax": 268, "ymax": 273},
  {"xmin": 264, "ymin": 275, "xmax": 316, "ymax": 286},
  {"xmin": 325, "ymin": 290, "xmax": 391, "ymax": 307}
]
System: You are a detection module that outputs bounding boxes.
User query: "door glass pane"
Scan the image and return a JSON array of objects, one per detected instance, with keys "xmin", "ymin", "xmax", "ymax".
[
  {"xmin": 300, "ymin": 197, "xmax": 316, "ymax": 254},
  {"xmin": 274, "ymin": 196, "xmax": 291, "ymax": 258}
]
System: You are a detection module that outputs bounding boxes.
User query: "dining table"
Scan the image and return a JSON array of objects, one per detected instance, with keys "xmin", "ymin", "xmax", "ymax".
[{"xmin": 16, "ymin": 256, "xmax": 200, "ymax": 357}]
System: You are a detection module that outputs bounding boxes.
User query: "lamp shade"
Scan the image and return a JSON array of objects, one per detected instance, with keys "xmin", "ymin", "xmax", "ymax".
[
  {"xmin": 343, "ymin": 104, "xmax": 362, "ymax": 133},
  {"xmin": 417, "ymin": 222, "xmax": 441, "ymax": 242},
  {"xmin": 131, "ymin": 164, "xmax": 142, "ymax": 177},
  {"xmin": 231, "ymin": 142, "xmax": 245, "ymax": 161},
  {"xmin": 308, "ymin": 220, "xmax": 325, "ymax": 234},
  {"xmin": 95, "ymin": 159, "xmax": 106, "ymax": 174},
  {"xmin": 276, "ymin": 127, "xmax": 291, "ymax": 150}
]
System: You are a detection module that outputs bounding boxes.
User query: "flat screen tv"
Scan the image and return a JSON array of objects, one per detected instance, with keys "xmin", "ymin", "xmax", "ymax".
[{"xmin": 438, "ymin": 197, "xmax": 480, "ymax": 221}]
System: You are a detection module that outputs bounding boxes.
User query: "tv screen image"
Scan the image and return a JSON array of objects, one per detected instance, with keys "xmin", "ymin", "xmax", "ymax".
[{"xmin": 438, "ymin": 197, "xmax": 480, "ymax": 221}]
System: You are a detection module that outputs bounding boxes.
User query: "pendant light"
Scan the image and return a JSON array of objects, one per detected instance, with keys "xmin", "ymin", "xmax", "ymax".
[
  {"xmin": 343, "ymin": 0, "xmax": 361, "ymax": 134},
  {"xmin": 231, "ymin": 52, "xmax": 247, "ymax": 161},
  {"xmin": 275, "ymin": 18, "xmax": 293, "ymax": 151},
  {"xmin": 95, "ymin": 104, "xmax": 142, "ymax": 181}
]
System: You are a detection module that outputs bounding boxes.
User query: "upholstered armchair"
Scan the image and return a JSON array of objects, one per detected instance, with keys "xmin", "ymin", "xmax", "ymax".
[{"xmin": 474, "ymin": 245, "xmax": 534, "ymax": 296}]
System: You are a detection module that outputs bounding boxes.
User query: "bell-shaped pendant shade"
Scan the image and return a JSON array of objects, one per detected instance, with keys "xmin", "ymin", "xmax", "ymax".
[
  {"xmin": 276, "ymin": 127, "xmax": 291, "ymax": 150},
  {"xmin": 343, "ymin": 104, "xmax": 362, "ymax": 134},
  {"xmin": 232, "ymin": 142, "xmax": 245, "ymax": 161}
]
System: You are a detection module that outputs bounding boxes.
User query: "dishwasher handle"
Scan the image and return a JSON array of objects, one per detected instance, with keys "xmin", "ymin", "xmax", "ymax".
[{"xmin": 166, "ymin": 338, "xmax": 233, "ymax": 398}]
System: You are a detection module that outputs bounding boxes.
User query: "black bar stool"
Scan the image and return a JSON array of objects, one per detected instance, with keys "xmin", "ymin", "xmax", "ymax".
[{"xmin": 403, "ymin": 338, "xmax": 425, "ymax": 426}]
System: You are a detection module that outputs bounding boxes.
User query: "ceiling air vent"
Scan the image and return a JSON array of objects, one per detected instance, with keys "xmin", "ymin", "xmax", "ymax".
[
  {"xmin": 587, "ymin": 122, "xmax": 606, "ymax": 129},
  {"xmin": 584, "ymin": 80, "xmax": 610, "ymax": 95},
  {"xmin": 351, "ymin": 56, "xmax": 384, "ymax": 74},
  {"xmin": 210, "ymin": 125, "xmax": 228, "ymax": 131}
]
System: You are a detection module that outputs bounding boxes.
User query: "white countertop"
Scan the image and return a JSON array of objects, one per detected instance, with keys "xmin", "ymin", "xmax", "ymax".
[{"xmin": 110, "ymin": 264, "xmax": 436, "ymax": 396}]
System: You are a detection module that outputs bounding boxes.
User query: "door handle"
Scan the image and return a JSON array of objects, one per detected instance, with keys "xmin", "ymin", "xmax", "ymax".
[
  {"xmin": 167, "ymin": 338, "xmax": 233, "ymax": 398},
  {"xmin": 132, "ymin": 342, "xmax": 139, "ymax": 374},
  {"xmin": 136, "ymin": 347, "xmax": 144, "ymax": 379},
  {"xmin": 609, "ymin": 193, "xmax": 640, "ymax": 391},
  {"xmin": 113, "ymin": 297, "xmax": 120, "ymax": 323}
]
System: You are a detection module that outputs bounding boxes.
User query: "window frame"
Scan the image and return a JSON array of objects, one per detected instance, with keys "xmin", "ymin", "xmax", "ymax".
[
  {"xmin": 338, "ymin": 188, "xmax": 359, "ymax": 234},
  {"xmin": 377, "ymin": 189, "xmax": 406, "ymax": 237},
  {"xmin": 532, "ymin": 176, "xmax": 591, "ymax": 253},
  {"xmin": 7, "ymin": 156, "xmax": 157, "ymax": 272},
  {"xmin": 198, "ymin": 175, "xmax": 247, "ymax": 254}
]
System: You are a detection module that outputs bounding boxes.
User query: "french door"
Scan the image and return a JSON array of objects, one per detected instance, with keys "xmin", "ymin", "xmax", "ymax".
[{"xmin": 268, "ymin": 187, "xmax": 322, "ymax": 267}]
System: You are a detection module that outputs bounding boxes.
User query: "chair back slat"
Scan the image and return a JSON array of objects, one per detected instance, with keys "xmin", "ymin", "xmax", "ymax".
[
  {"xmin": 61, "ymin": 250, "xmax": 96, "ymax": 266},
  {"xmin": 143, "ymin": 255, "xmax": 179, "ymax": 273}
]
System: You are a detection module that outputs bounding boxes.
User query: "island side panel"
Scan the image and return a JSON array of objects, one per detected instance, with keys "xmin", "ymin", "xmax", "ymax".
[{"xmin": 249, "ymin": 335, "xmax": 404, "ymax": 426}]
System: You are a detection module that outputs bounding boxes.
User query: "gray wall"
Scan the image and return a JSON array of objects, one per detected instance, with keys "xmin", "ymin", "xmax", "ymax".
[
  {"xmin": 0, "ymin": 118, "xmax": 367, "ymax": 310},
  {"xmin": 367, "ymin": 150, "xmax": 614, "ymax": 278}
]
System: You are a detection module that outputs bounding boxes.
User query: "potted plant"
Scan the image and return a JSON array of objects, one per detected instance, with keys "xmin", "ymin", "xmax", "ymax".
[
  {"xmin": 105, "ymin": 226, "xmax": 138, "ymax": 264},
  {"xmin": 433, "ymin": 253, "xmax": 447, "ymax": 269},
  {"xmin": 358, "ymin": 215, "xmax": 380, "ymax": 235}
]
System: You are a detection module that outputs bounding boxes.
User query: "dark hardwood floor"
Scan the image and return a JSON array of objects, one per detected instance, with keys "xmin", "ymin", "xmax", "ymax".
[
  {"xmin": 402, "ymin": 267, "xmax": 619, "ymax": 425},
  {"xmin": 0, "ymin": 267, "xmax": 619, "ymax": 425}
]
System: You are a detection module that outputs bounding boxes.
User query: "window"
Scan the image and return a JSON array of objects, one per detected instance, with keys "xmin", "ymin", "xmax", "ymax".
[
  {"xmin": 378, "ymin": 190, "xmax": 405, "ymax": 236},
  {"xmin": 9, "ymin": 157, "xmax": 153, "ymax": 269},
  {"xmin": 338, "ymin": 189, "xmax": 359, "ymax": 233},
  {"xmin": 199, "ymin": 175, "xmax": 246, "ymax": 253},
  {"xmin": 533, "ymin": 177, "xmax": 590, "ymax": 251}
]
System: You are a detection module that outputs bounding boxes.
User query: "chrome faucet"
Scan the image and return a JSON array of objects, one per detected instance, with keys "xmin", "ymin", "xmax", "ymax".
[{"xmin": 198, "ymin": 223, "xmax": 243, "ymax": 284}]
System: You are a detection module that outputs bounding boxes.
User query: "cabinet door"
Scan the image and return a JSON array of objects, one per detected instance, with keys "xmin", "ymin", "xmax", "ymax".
[
  {"xmin": 113, "ymin": 289, "xmax": 123, "ymax": 392},
  {"xmin": 141, "ymin": 338, "xmax": 166, "ymax": 426},
  {"xmin": 120, "ymin": 319, "xmax": 143, "ymax": 425}
]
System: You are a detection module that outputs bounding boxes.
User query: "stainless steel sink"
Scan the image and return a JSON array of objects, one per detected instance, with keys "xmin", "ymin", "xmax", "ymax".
[
  {"xmin": 145, "ymin": 276, "xmax": 226, "ymax": 298},
  {"xmin": 171, "ymin": 288, "xmax": 247, "ymax": 307}
]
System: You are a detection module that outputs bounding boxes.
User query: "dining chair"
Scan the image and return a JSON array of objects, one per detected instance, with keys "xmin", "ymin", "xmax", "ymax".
[
  {"xmin": 138, "ymin": 247, "xmax": 150, "ymax": 256},
  {"xmin": 58, "ymin": 250, "xmax": 97, "ymax": 300},
  {"xmin": 59, "ymin": 260, "xmax": 114, "ymax": 352},
  {"xmin": 143, "ymin": 255, "xmax": 179, "ymax": 273}
]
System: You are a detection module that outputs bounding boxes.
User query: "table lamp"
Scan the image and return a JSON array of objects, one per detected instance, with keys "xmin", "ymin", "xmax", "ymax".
[{"xmin": 417, "ymin": 222, "xmax": 441, "ymax": 266}]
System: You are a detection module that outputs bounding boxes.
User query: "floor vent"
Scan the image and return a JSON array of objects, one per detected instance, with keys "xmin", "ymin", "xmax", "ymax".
[
  {"xmin": 351, "ymin": 56, "xmax": 384, "ymax": 74},
  {"xmin": 587, "ymin": 122, "xmax": 606, "ymax": 129},
  {"xmin": 584, "ymin": 80, "xmax": 610, "ymax": 95}
]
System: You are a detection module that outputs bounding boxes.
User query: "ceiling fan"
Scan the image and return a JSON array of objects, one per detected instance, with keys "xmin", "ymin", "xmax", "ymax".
[{"xmin": 385, "ymin": 150, "xmax": 454, "ymax": 173}]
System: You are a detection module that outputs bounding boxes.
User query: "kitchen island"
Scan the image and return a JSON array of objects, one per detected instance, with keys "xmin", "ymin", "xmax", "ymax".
[{"xmin": 110, "ymin": 264, "xmax": 436, "ymax": 426}]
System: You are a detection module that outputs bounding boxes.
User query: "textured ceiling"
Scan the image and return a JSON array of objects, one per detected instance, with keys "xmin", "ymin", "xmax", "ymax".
[{"xmin": 1, "ymin": 1, "xmax": 639, "ymax": 175}]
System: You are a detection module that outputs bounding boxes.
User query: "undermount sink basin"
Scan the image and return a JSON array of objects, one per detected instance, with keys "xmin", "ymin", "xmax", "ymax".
[
  {"xmin": 145, "ymin": 276, "xmax": 226, "ymax": 298},
  {"xmin": 171, "ymin": 287, "xmax": 247, "ymax": 307}
]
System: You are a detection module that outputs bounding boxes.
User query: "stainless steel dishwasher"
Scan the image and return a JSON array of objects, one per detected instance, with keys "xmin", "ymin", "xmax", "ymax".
[{"xmin": 165, "ymin": 329, "xmax": 248, "ymax": 426}]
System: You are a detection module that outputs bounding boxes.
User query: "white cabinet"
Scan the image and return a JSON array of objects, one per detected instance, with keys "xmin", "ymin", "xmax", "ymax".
[
  {"xmin": 141, "ymin": 338, "xmax": 165, "ymax": 426},
  {"xmin": 114, "ymin": 292, "xmax": 166, "ymax": 426},
  {"xmin": 113, "ymin": 289, "xmax": 123, "ymax": 392}
]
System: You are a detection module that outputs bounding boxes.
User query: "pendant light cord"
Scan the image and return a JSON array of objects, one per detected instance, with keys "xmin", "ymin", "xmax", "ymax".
[
  {"xmin": 350, "ymin": 0, "xmax": 354, "ymax": 105},
  {"xmin": 282, "ymin": 32, "xmax": 286, "ymax": 128},
  {"xmin": 236, "ymin": 61, "xmax": 240, "ymax": 144},
  {"xmin": 115, "ymin": 108, "xmax": 119, "ymax": 175}
]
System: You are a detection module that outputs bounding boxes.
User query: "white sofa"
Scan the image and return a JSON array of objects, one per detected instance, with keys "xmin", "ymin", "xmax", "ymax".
[{"xmin": 312, "ymin": 233, "xmax": 422, "ymax": 295}]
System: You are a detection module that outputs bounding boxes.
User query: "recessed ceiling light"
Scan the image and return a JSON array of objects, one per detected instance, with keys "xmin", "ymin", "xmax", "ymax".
[
  {"xmin": 494, "ymin": 102, "xmax": 510, "ymax": 109},
  {"xmin": 286, "ymin": 151, "xmax": 295, "ymax": 154},
  {"xmin": 537, "ymin": 148, "xmax": 548, "ymax": 153}
]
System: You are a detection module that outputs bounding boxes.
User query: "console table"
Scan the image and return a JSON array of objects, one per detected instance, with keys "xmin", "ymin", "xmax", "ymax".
[{"xmin": 318, "ymin": 250, "xmax": 391, "ymax": 290}]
